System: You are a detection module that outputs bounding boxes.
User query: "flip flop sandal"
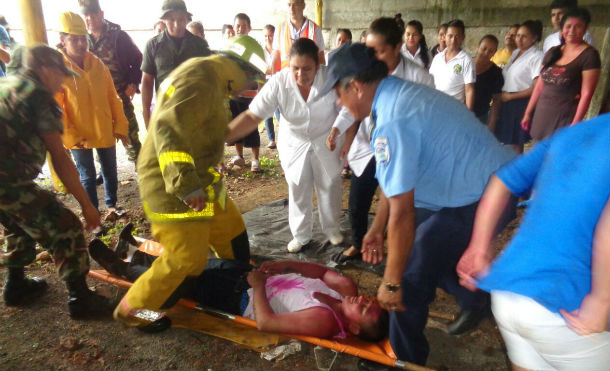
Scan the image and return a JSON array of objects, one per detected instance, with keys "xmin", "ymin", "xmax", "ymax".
[{"xmin": 332, "ymin": 249, "xmax": 362, "ymax": 264}]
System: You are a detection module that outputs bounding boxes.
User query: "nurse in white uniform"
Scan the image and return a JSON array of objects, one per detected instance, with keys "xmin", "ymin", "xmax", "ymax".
[{"xmin": 227, "ymin": 38, "xmax": 353, "ymax": 253}]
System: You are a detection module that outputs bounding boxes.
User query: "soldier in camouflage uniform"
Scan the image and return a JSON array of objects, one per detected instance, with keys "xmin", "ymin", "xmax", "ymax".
[
  {"xmin": 0, "ymin": 45, "xmax": 114, "ymax": 318},
  {"xmin": 79, "ymin": 0, "xmax": 143, "ymax": 163}
]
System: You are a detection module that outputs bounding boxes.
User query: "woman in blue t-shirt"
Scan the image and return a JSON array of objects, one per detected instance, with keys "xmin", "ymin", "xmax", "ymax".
[{"xmin": 457, "ymin": 114, "xmax": 610, "ymax": 371}]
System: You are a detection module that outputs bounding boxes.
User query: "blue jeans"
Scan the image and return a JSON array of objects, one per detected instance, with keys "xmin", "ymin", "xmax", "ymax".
[
  {"xmin": 71, "ymin": 147, "xmax": 118, "ymax": 210},
  {"xmin": 264, "ymin": 109, "xmax": 279, "ymax": 142}
]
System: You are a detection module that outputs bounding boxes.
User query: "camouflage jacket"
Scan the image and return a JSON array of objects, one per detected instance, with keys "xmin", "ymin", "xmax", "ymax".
[
  {"xmin": 0, "ymin": 70, "xmax": 63, "ymax": 184},
  {"xmin": 88, "ymin": 20, "xmax": 142, "ymax": 93}
]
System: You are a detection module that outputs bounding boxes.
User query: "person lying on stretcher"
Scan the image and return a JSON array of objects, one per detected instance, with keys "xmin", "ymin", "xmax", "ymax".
[{"xmin": 89, "ymin": 235, "xmax": 388, "ymax": 340}]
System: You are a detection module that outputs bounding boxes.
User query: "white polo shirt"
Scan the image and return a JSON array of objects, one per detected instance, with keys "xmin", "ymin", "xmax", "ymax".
[
  {"xmin": 542, "ymin": 30, "xmax": 594, "ymax": 54},
  {"xmin": 347, "ymin": 56, "xmax": 435, "ymax": 176},
  {"xmin": 502, "ymin": 46, "xmax": 544, "ymax": 93},
  {"xmin": 400, "ymin": 44, "xmax": 427, "ymax": 68},
  {"xmin": 429, "ymin": 49, "xmax": 476, "ymax": 103}
]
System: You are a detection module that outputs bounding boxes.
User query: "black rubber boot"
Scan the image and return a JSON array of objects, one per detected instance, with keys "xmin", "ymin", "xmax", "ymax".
[
  {"xmin": 3, "ymin": 267, "xmax": 48, "ymax": 306},
  {"xmin": 88, "ymin": 239, "xmax": 129, "ymax": 277},
  {"xmin": 114, "ymin": 222, "xmax": 138, "ymax": 259},
  {"xmin": 66, "ymin": 274, "xmax": 116, "ymax": 318}
]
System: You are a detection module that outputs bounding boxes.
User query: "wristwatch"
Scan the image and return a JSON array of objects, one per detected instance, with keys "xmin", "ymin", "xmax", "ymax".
[{"xmin": 382, "ymin": 281, "xmax": 401, "ymax": 292}]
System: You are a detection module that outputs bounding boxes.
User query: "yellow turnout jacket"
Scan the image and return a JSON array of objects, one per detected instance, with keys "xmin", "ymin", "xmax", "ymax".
[{"xmin": 137, "ymin": 55, "xmax": 248, "ymax": 223}]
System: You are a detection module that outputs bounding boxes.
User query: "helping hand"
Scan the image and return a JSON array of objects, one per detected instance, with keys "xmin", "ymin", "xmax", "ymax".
[
  {"xmin": 82, "ymin": 204, "xmax": 101, "ymax": 232},
  {"xmin": 377, "ymin": 284, "xmax": 405, "ymax": 312},
  {"xmin": 362, "ymin": 228, "xmax": 384, "ymax": 264},
  {"xmin": 326, "ymin": 128, "xmax": 339, "ymax": 151}
]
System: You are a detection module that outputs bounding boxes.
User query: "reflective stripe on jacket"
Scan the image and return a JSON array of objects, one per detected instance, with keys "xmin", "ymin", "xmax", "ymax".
[{"xmin": 137, "ymin": 55, "xmax": 246, "ymax": 222}]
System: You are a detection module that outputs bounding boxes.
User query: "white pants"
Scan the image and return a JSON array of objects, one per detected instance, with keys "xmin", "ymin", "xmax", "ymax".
[
  {"xmin": 287, "ymin": 149, "xmax": 342, "ymax": 244},
  {"xmin": 491, "ymin": 290, "xmax": 610, "ymax": 371}
]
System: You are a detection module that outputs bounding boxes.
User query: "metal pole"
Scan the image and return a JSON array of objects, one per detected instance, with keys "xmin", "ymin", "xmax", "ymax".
[
  {"xmin": 316, "ymin": 0, "xmax": 323, "ymax": 27},
  {"xmin": 18, "ymin": 0, "xmax": 48, "ymax": 46}
]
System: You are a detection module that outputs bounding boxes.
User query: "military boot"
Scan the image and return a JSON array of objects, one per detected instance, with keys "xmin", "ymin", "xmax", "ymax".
[
  {"xmin": 66, "ymin": 274, "xmax": 116, "ymax": 318},
  {"xmin": 3, "ymin": 267, "xmax": 48, "ymax": 306}
]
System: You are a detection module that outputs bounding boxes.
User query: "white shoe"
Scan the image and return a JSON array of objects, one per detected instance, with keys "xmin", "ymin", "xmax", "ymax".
[
  {"xmin": 328, "ymin": 231, "xmax": 344, "ymax": 246},
  {"xmin": 251, "ymin": 159, "xmax": 261, "ymax": 173},
  {"xmin": 287, "ymin": 238, "xmax": 306, "ymax": 253},
  {"xmin": 230, "ymin": 155, "xmax": 245, "ymax": 167}
]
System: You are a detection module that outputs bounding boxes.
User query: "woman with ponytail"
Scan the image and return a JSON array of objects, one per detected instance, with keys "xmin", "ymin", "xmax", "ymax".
[
  {"xmin": 522, "ymin": 8, "xmax": 600, "ymax": 140},
  {"xmin": 494, "ymin": 20, "xmax": 544, "ymax": 153},
  {"xmin": 401, "ymin": 19, "xmax": 431, "ymax": 69}
]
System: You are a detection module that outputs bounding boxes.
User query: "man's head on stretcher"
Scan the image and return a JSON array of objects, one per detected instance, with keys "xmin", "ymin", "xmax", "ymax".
[{"xmin": 89, "ymin": 237, "xmax": 389, "ymax": 341}]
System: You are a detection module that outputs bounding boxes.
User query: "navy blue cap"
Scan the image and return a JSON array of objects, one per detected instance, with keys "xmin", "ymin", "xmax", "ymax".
[{"xmin": 319, "ymin": 43, "xmax": 377, "ymax": 97}]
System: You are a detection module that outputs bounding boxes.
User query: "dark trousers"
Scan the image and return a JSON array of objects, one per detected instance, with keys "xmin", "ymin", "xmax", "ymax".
[
  {"xmin": 125, "ymin": 251, "xmax": 251, "ymax": 314},
  {"xmin": 390, "ymin": 202, "xmax": 485, "ymax": 365},
  {"xmin": 348, "ymin": 157, "xmax": 378, "ymax": 250},
  {"xmin": 390, "ymin": 200, "xmax": 516, "ymax": 365}
]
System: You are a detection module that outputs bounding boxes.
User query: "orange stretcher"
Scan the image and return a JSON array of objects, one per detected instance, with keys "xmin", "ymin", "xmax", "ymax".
[{"xmin": 88, "ymin": 239, "xmax": 434, "ymax": 371}]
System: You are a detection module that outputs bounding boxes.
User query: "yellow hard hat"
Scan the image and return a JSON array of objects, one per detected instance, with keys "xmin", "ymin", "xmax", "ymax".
[{"xmin": 58, "ymin": 11, "xmax": 87, "ymax": 35}]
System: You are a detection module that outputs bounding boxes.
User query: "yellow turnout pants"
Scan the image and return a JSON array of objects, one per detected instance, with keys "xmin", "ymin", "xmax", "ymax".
[{"xmin": 125, "ymin": 198, "xmax": 248, "ymax": 310}]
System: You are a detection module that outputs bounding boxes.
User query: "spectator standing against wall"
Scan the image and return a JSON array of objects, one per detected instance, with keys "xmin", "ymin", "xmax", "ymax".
[
  {"xmin": 262, "ymin": 24, "xmax": 280, "ymax": 150},
  {"xmin": 187, "ymin": 20, "xmax": 210, "ymax": 50},
  {"xmin": 226, "ymin": 13, "xmax": 262, "ymax": 173},
  {"xmin": 522, "ymin": 8, "xmax": 600, "ymax": 141},
  {"xmin": 491, "ymin": 25, "xmax": 519, "ymax": 68},
  {"xmin": 401, "ymin": 20, "xmax": 431, "ymax": 69},
  {"xmin": 79, "ymin": 0, "xmax": 144, "ymax": 165},
  {"xmin": 494, "ymin": 20, "xmax": 544, "ymax": 154},
  {"xmin": 273, "ymin": 0, "xmax": 325, "ymax": 69},
  {"xmin": 140, "ymin": 0, "xmax": 211, "ymax": 129},
  {"xmin": 429, "ymin": 23, "xmax": 447, "ymax": 59},
  {"xmin": 473, "ymin": 35, "xmax": 504, "ymax": 131},
  {"xmin": 429, "ymin": 20, "xmax": 475, "ymax": 110},
  {"xmin": 543, "ymin": 0, "xmax": 593, "ymax": 54}
]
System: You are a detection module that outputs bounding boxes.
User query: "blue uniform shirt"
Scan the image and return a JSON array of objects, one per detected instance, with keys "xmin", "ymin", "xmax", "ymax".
[
  {"xmin": 478, "ymin": 114, "xmax": 610, "ymax": 313},
  {"xmin": 370, "ymin": 76, "xmax": 515, "ymax": 210},
  {"xmin": 0, "ymin": 25, "xmax": 10, "ymax": 77}
]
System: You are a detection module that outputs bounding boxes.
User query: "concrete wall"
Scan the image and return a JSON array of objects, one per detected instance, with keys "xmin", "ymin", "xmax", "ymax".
[{"xmin": 316, "ymin": 0, "xmax": 609, "ymax": 54}]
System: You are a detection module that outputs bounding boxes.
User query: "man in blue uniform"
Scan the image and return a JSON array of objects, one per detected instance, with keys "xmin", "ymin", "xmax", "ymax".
[{"xmin": 320, "ymin": 43, "xmax": 516, "ymax": 367}]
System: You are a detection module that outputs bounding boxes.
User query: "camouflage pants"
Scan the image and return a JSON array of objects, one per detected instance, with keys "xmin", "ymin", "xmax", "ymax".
[
  {"xmin": 119, "ymin": 92, "xmax": 142, "ymax": 164},
  {"xmin": 0, "ymin": 183, "xmax": 89, "ymax": 281}
]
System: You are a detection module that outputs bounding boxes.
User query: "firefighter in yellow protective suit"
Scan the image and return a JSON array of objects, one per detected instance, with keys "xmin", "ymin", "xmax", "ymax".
[{"xmin": 113, "ymin": 35, "xmax": 268, "ymax": 331}]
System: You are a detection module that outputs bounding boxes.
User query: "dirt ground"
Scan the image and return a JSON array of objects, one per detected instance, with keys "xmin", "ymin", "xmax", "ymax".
[{"xmin": 0, "ymin": 120, "xmax": 519, "ymax": 371}]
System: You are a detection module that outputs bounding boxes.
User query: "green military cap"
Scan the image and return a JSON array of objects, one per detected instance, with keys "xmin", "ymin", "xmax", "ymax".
[
  {"xmin": 24, "ymin": 44, "xmax": 80, "ymax": 77},
  {"xmin": 160, "ymin": 0, "xmax": 192, "ymax": 20},
  {"xmin": 78, "ymin": 0, "xmax": 102, "ymax": 14}
]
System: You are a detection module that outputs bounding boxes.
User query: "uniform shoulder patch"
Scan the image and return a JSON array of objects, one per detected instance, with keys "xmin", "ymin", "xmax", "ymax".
[{"xmin": 374, "ymin": 137, "xmax": 390, "ymax": 165}]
